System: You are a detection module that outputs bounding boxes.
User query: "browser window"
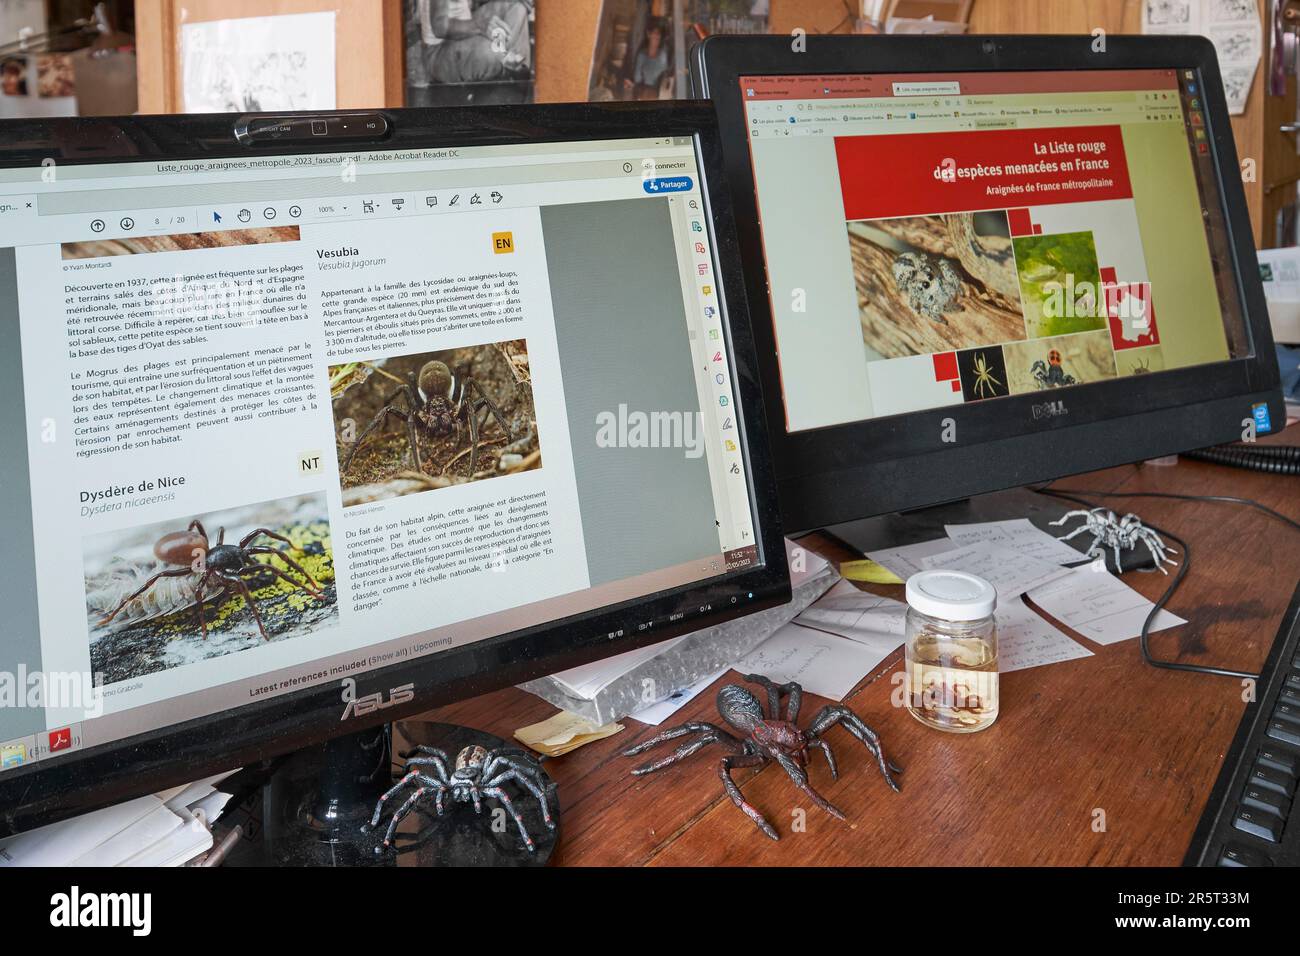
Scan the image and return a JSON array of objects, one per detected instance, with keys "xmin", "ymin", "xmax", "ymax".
[
  {"xmin": 739, "ymin": 69, "xmax": 1251, "ymax": 432},
  {"xmin": 0, "ymin": 135, "xmax": 756, "ymax": 765}
]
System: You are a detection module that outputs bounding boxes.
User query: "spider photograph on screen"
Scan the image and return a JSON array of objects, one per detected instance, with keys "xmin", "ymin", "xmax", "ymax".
[
  {"xmin": 329, "ymin": 340, "xmax": 541, "ymax": 505},
  {"xmin": 83, "ymin": 493, "xmax": 339, "ymax": 683}
]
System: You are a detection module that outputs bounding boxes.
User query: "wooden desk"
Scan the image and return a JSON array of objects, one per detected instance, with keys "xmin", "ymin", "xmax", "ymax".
[{"xmin": 414, "ymin": 424, "xmax": 1300, "ymax": 866}]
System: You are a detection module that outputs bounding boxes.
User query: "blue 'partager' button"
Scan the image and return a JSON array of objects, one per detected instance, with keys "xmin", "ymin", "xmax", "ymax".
[{"xmin": 643, "ymin": 176, "xmax": 693, "ymax": 194}]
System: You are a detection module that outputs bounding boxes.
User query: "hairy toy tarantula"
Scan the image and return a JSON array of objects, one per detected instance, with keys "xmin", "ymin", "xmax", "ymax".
[
  {"xmin": 1052, "ymin": 507, "xmax": 1178, "ymax": 574},
  {"xmin": 367, "ymin": 744, "xmax": 555, "ymax": 852},
  {"xmin": 97, "ymin": 520, "xmax": 326, "ymax": 640},
  {"xmin": 624, "ymin": 674, "xmax": 900, "ymax": 840},
  {"xmin": 341, "ymin": 360, "xmax": 513, "ymax": 478}
]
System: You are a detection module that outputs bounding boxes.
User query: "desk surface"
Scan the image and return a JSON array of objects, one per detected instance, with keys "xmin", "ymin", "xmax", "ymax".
[{"xmin": 415, "ymin": 425, "xmax": 1300, "ymax": 866}]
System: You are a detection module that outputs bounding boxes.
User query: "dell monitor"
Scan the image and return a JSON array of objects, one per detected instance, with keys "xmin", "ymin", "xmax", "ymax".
[
  {"xmin": 692, "ymin": 34, "xmax": 1285, "ymax": 546},
  {"xmin": 0, "ymin": 103, "xmax": 789, "ymax": 856}
]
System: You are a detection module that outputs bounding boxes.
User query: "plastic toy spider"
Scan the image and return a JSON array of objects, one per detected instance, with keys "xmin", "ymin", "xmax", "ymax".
[
  {"xmin": 623, "ymin": 674, "xmax": 900, "ymax": 841},
  {"xmin": 367, "ymin": 744, "xmax": 555, "ymax": 852},
  {"xmin": 341, "ymin": 360, "xmax": 513, "ymax": 478},
  {"xmin": 1051, "ymin": 507, "xmax": 1178, "ymax": 574},
  {"xmin": 968, "ymin": 351, "xmax": 1002, "ymax": 398}
]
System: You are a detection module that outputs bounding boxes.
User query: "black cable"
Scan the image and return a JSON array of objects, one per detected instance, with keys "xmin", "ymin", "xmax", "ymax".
[
  {"xmin": 1030, "ymin": 485, "xmax": 1269, "ymax": 680},
  {"xmin": 1182, "ymin": 444, "xmax": 1300, "ymax": 474}
]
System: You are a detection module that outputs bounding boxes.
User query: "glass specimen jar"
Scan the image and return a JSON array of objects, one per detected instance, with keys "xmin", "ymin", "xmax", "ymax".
[{"xmin": 904, "ymin": 570, "xmax": 999, "ymax": 733}]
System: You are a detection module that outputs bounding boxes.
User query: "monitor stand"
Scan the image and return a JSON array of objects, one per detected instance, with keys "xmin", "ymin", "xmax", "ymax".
[
  {"xmin": 256, "ymin": 722, "xmax": 558, "ymax": 867},
  {"xmin": 822, "ymin": 485, "xmax": 1158, "ymax": 574}
]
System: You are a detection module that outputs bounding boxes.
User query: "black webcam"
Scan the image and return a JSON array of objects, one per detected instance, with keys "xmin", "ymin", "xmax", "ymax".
[{"xmin": 234, "ymin": 112, "xmax": 390, "ymax": 145}]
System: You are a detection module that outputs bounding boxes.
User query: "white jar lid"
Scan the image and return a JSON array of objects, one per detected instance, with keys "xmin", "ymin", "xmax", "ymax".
[{"xmin": 905, "ymin": 570, "xmax": 997, "ymax": 621}]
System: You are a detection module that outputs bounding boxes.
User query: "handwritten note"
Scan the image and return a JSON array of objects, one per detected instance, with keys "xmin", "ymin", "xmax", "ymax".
[
  {"xmin": 1027, "ymin": 565, "xmax": 1186, "ymax": 645},
  {"xmin": 918, "ymin": 541, "xmax": 1071, "ymax": 599},
  {"xmin": 865, "ymin": 537, "xmax": 959, "ymax": 581},
  {"xmin": 995, "ymin": 596, "xmax": 1094, "ymax": 672},
  {"xmin": 739, "ymin": 622, "xmax": 894, "ymax": 701},
  {"xmin": 795, "ymin": 579, "xmax": 908, "ymax": 651},
  {"xmin": 945, "ymin": 518, "xmax": 1090, "ymax": 567}
]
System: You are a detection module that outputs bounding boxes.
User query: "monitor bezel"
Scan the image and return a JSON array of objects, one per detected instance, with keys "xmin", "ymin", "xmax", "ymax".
[
  {"xmin": 693, "ymin": 34, "xmax": 1285, "ymax": 532},
  {"xmin": 0, "ymin": 102, "xmax": 791, "ymax": 836}
]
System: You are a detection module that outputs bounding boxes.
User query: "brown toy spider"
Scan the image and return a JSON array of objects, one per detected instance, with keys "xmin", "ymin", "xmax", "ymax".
[
  {"xmin": 97, "ymin": 519, "xmax": 326, "ymax": 640},
  {"xmin": 340, "ymin": 360, "xmax": 513, "ymax": 478},
  {"xmin": 623, "ymin": 674, "xmax": 901, "ymax": 840}
]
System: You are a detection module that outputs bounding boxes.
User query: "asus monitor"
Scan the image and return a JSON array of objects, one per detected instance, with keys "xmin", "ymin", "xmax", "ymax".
[{"xmin": 0, "ymin": 103, "xmax": 789, "ymax": 854}]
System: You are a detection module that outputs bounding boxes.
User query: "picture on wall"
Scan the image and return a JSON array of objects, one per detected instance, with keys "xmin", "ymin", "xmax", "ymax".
[
  {"xmin": 403, "ymin": 0, "xmax": 536, "ymax": 107},
  {"xmin": 1, "ymin": 56, "xmax": 29, "ymax": 96},
  {"xmin": 588, "ymin": 0, "xmax": 768, "ymax": 101}
]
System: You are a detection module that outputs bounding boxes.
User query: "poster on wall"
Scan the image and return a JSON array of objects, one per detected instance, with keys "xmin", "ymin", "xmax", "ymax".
[
  {"xmin": 588, "ymin": 0, "xmax": 768, "ymax": 101},
  {"xmin": 1141, "ymin": 0, "xmax": 1261, "ymax": 114},
  {"xmin": 1, "ymin": 53, "xmax": 76, "ymax": 118},
  {"xmin": 180, "ymin": 12, "xmax": 338, "ymax": 113},
  {"xmin": 403, "ymin": 0, "xmax": 535, "ymax": 107}
]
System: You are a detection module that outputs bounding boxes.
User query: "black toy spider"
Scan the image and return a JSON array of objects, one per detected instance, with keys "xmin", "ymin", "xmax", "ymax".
[
  {"xmin": 97, "ymin": 519, "xmax": 326, "ymax": 641},
  {"xmin": 623, "ymin": 674, "xmax": 900, "ymax": 840},
  {"xmin": 367, "ymin": 744, "xmax": 555, "ymax": 852},
  {"xmin": 340, "ymin": 360, "xmax": 513, "ymax": 478}
]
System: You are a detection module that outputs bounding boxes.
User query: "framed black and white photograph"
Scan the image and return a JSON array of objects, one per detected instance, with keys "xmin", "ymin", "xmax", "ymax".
[{"xmin": 404, "ymin": 0, "xmax": 535, "ymax": 106}]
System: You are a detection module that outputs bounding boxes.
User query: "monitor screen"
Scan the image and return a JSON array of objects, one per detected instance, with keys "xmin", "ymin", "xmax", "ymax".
[
  {"xmin": 738, "ymin": 69, "xmax": 1252, "ymax": 432},
  {"xmin": 0, "ymin": 131, "xmax": 759, "ymax": 772}
]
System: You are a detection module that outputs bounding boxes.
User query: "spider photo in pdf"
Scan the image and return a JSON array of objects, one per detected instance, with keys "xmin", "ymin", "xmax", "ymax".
[
  {"xmin": 330, "ymin": 341, "xmax": 540, "ymax": 504},
  {"xmin": 84, "ymin": 493, "xmax": 338, "ymax": 683}
]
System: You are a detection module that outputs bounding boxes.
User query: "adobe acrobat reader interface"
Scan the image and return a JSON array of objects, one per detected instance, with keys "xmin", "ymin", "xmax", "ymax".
[
  {"xmin": 0, "ymin": 136, "xmax": 756, "ymax": 766},
  {"xmin": 740, "ymin": 69, "xmax": 1250, "ymax": 431}
]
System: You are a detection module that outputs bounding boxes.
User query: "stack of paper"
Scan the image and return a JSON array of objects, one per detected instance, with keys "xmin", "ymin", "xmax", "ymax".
[
  {"xmin": 0, "ymin": 772, "xmax": 236, "ymax": 867},
  {"xmin": 720, "ymin": 518, "xmax": 1177, "ymax": 704}
]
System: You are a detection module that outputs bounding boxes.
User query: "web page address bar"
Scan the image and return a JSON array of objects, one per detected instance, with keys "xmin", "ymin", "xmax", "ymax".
[{"xmin": 892, "ymin": 81, "xmax": 962, "ymax": 96}]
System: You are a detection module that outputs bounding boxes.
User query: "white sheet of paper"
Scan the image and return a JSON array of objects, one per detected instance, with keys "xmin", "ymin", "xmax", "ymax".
[
  {"xmin": 630, "ymin": 668, "xmax": 728, "ymax": 725},
  {"xmin": 795, "ymin": 579, "xmax": 908, "ymax": 655},
  {"xmin": 182, "ymin": 12, "xmax": 337, "ymax": 113},
  {"xmin": 739, "ymin": 622, "xmax": 893, "ymax": 701},
  {"xmin": 995, "ymin": 596, "xmax": 1094, "ymax": 672},
  {"xmin": 1141, "ymin": 0, "xmax": 1260, "ymax": 114},
  {"xmin": 865, "ymin": 537, "xmax": 958, "ymax": 581},
  {"xmin": 1027, "ymin": 565, "xmax": 1186, "ymax": 645},
  {"xmin": 70, "ymin": 803, "xmax": 183, "ymax": 867},
  {"xmin": 944, "ymin": 518, "xmax": 1089, "ymax": 567},
  {"xmin": 786, "ymin": 537, "xmax": 831, "ymax": 588},
  {"xmin": 0, "ymin": 793, "xmax": 160, "ymax": 867},
  {"xmin": 918, "ymin": 541, "xmax": 1071, "ymax": 599}
]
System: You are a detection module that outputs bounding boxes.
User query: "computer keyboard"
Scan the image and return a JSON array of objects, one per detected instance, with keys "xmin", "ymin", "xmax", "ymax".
[{"xmin": 1186, "ymin": 582, "xmax": 1300, "ymax": 866}]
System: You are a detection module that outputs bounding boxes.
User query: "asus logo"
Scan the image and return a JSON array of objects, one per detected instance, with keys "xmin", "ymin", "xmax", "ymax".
[
  {"xmin": 340, "ymin": 677, "xmax": 415, "ymax": 721},
  {"xmin": 1032, "ymin": 400, "xmax": 1068, "ymax": 420}
]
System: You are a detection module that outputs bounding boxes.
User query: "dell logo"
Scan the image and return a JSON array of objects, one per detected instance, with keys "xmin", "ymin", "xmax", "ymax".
[
  {"xmin": 1032, "ymin": 400, "xmax": 1068, "ymax": 420},
  {"xmin": 340, "ymin": 677, "xmax": 415, "ymax": 721}
]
